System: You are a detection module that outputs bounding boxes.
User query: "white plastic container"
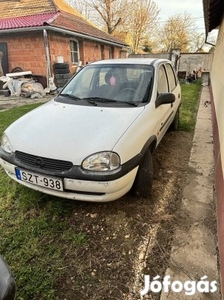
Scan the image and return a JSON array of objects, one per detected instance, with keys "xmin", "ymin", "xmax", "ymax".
[{"xmin": 57, "ymin": 56, "xmax": 64, "ymax": 63}]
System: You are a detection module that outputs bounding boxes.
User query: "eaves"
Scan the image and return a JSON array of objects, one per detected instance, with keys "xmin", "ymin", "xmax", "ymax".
[
  {"xmin": 203, "ymin": 0, "xmax": 224, "ymax": 35},
  {"xmin": 0, "ymin": 26, "xmax": 127, "ymax": 48}
]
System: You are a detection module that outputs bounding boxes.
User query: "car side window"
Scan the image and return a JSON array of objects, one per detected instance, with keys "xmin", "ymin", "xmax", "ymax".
[
  {"xmin": 165, "ymin": 63, "xmax": 177, "ymax": 92},
  {"xmin": 157, "ymin": 65, "xmax": 168, "ymax": 94}
]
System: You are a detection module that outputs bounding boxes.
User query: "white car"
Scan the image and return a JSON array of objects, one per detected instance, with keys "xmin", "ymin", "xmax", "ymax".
[{"xmin": 0, "ymin": 58, "xmax": 181, "ymax": 202}]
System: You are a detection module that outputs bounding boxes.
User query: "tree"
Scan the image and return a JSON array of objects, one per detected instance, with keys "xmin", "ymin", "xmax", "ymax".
[
  {"xmin": 142, "ymin": 44, "xmax": 152, "ymax": 53},
  {"xmin": 190, "ymin": 32, "xmax": 205, "ymax": 52},
  {"xmin": 158, "ymin": 13, "xmax": 197, "ymax": 52},
  {"xmin": 66, "ymin": 0, "xmax": 159, "ymax": 53},
  {"xmin": 93, "ymin": 0, "xmax": 127, "ymax": 34},
  {"xmin": 125, "ymin": 0, "xmax": 159, "ymax": 53},
  {"xmin": 68, "ymin": 0, "xmax": 128, "ymax": 34},
  {"xmin": 66, "ymin": 0, "xmax": 91, "ymax": 18}
]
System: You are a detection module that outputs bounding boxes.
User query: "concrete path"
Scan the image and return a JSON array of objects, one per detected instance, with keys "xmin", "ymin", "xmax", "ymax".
[{"xmin": 159, "ymin": 86, "xmax": 220, "ymax": 299}]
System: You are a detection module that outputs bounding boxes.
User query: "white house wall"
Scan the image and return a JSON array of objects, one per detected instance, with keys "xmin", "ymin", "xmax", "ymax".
[
  {"xmin": 210, "ymin": 16, "xmax": 224, "ymax": 173},
  {"xmin": 209, "ymin": 14, "xmax": 224, "ymax": 297}
]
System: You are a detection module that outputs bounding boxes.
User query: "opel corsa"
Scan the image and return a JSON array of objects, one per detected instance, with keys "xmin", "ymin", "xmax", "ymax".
[{"xmin": 0, "ymin": 58, "xmax": 181, "ymax": 202}]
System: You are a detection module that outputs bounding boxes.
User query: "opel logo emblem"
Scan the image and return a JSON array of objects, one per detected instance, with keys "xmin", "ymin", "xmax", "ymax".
[{"xmin": 35, "ymin": 158, "xmax": 45, "ymax": 167}]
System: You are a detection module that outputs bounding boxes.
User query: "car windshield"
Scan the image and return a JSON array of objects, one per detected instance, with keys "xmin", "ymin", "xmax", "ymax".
[{"xmin": 57, "ymin": 63, "xmax": 154, "ymax": 106}]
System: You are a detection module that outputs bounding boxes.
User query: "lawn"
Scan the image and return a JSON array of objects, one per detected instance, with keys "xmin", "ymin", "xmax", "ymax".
[
  {"xmin": 0, "ymin": 104, "xmax": 88, "ymax": 299},
  {"xmin": 0, "ymin": 80, "xmax": 201, "ymax": 300},
  {"xmin": 179, "ymin": 80, "xmax": 201, "ymax": 131}
]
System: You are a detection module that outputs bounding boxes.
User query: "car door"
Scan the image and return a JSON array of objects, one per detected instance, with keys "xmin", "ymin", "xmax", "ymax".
[
  {"xmin": 155, "ymin": 63, "xmax": 174, "ymax": 143},
  {"xmin": 165, "ymin": 62, "xmax": 181, "ymax": 112}
]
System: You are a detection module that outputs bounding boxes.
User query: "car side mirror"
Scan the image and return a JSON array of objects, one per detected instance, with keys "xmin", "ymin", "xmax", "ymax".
[
  {"xmin": 0, "ymin": 255, "xmax": 16, "ymax": 300},
  {"xmin": 155, "ymin": 93, "xmax": 175, "ymax": 108}
]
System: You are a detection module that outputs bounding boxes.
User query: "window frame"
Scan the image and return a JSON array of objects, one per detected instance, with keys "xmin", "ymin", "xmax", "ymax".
[
  {"xmin": 70, "ymin": 39, "xmax": 80, "ymax": 64},
  {"xmin": 157, "ymin": 64, "xmax": 169, "ymax": 94},
  {"xmin": 165, "ymin": 63, "xmax": 177, "ymax": 92}
]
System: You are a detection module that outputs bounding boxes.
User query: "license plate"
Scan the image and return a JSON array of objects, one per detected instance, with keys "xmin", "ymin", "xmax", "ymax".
[{"xmin": 15, "ymin": 168, "xmax": 63, "ymax": 191}]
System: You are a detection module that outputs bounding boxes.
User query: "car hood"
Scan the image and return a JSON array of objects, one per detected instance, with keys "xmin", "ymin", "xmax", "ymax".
[{"xmin": 5, "ymin": 100, "xmax": 144, "ymax": 164}]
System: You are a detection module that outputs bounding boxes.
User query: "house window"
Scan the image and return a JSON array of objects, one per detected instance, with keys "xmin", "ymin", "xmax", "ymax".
[{"xmin": 70, "ymin": 40, "xmax": 79, "ymax": 64}]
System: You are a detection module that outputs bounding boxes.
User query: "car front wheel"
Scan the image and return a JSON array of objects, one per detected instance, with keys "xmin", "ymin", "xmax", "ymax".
[{"xmin": 132, "ymin": 149, "xmax": 153, "ymax": 198}]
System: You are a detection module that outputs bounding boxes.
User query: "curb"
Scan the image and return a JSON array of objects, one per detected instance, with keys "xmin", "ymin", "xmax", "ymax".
[{"xmin": 159, "ymin": 86, "xmax": 220, "ymax": 299}]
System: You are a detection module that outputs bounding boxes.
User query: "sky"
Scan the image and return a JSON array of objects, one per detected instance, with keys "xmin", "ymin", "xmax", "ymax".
[{"xmin": 154, "ymin": 0, "xmax": 205, "ymax": 33}]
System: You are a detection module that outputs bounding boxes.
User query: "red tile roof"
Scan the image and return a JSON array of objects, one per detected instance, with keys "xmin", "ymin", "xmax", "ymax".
[
  {"xmin": 50, "ymin": 13, "xmax": 124, "ymax": 45},
  {"xmin": 0, "ymin": 13, "xmax": 59, "ymax": 30},
  {"xmin": 0, "ymin": 0, "xmax": 126, "ymax": 46},
  {"xmin": 0, "ymin": 0, "xmax": 56, "ymax": 18}
]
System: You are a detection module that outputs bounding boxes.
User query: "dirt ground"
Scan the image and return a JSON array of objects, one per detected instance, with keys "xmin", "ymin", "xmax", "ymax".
[
  {"xmin": 51, "ymin": 130, "xmax": 194, "ymax": 300},
  {"xmin": 0, "ymin": 96, "xmax": 201, "ymax": 299}
]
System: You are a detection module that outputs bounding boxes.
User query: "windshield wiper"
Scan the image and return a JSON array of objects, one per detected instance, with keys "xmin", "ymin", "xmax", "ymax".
[
  {"xmin": 117, "ymin": 101, "xmax": 138, "ymax": 107},
  {"xmin": 60, "ymin": 93, "xmax": 81, "ymax": 100},
  {"xmin": 82, "ymin": 97, "xmax": 118, "ymax": 106},
  {"xmin": 59, "ymin": 95, "xmax": 138, "ymax": 106},
  {"xmin": 82, "ymin": 97, "xmax": 116, "ymax": 103},
  {"xmin": 82, "ymin": 97, "xmax": 137, "ymax": 106}
]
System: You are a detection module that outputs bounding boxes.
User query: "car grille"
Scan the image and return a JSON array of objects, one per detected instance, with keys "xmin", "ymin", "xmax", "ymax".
[{"xmin": 15, "ymin": 151, "xmax": 73, "ymax": 172}]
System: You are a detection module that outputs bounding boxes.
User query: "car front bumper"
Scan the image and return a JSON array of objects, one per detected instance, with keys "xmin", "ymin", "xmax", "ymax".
[{"xmin": 0, "ymin": 157, "xmax": 138, "ymax": 202}]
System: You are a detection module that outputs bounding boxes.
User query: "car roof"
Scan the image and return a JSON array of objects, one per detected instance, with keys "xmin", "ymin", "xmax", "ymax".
[{"xmin": 90, "ymin": 58, "xmax": 171, "ymax": 66}]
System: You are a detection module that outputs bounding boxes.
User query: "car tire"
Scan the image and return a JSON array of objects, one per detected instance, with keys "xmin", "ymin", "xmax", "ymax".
[
  {"xmin": 170, "ymin": 108, "xmax": 179, "ymax": 131},
  {"xmin": 53, "ymin": 63, "xmax": 70, "ymax": 69},
  {"xmin": 55, "ymin": 79, "xmax": 69, "ymax": 87},
  {"xmin": 55, "ymin": 73, "xmax": 72, "ymax": 80},
  {"xmin": 132, "ymin": 149, "xmax": 153, "ymax": 198},
  {"xmin": 11, "ymin": 67, "xmax": 23, "ymax": 73},
  {"xmin": 54, "ymin": 68, "xmax": 70, "ymax": 74},
  {"xmin": 53, "ymin": 63, "xmax": 70, "ymax": 75}
]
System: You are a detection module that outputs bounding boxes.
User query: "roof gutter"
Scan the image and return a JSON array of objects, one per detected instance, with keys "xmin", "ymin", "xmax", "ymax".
[
  {"xmin": 205, "ymin": 40, "xmax": 216, "ymax": 47},
  {"xmin": 0, "ymin": 25, "xmax": 126, "ymax": 48},
  {"xmin": 43, "ymin": 29, "xmax": 52, "ymax": 87}
]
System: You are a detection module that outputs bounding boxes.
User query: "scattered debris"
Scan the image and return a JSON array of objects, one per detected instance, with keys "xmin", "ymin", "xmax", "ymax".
[{"xmin": 204, "ymin": 100, "xmax": 211, "ymax": 107}]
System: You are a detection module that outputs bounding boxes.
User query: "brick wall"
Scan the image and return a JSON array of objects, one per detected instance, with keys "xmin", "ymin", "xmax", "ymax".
[
  {"xmin": 48, "ymin": 32, "xmax": 73, "ymax": 73},
  {"xmin": 49, "ymin": 33, "xmax": 122, "ymax": 74},
  {"xmin": 81, "ymin": 40, "xmax": 122, "ymax": 65},
  {"xmin": 0, "ymin": 30, "xmax": 123, "ymax": 77},
  {"xmin": 1, "ymin": 32, "xmax": 47, "ymax": 75}
]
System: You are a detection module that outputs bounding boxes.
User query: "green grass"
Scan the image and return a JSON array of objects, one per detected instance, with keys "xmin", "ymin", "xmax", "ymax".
[
  {"xmin": 0, "ymin": 181, "xmax": 87, "ymax": 300},
  {"xmin": 0, "ymin": 104, "xmax": 88, "ymax": 300},
  {"xmin": 0, "ymin": 83, "xmax": 201, "ymax": 299},
  {"xmin": 179, "ymin": 80, "xmax": 202, "ymax": 131}
]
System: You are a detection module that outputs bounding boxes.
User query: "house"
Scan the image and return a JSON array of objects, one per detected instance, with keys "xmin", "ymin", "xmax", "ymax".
[
  {"xmin": 0, "ymin": 0, "xmax": 127, "ymax": 85},
  {"xmin": 203, "ymin": 0, "xmax": 224, "ymax": 297}
]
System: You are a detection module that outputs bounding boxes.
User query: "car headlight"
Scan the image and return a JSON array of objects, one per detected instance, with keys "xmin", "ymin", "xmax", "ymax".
[
  {"xmin": 1, "ymin": 133, "xmax": 13, "ymax": 154},
  {"xmin": 82, "ymin": 151, "xmax": 120, "ymax": 171}
]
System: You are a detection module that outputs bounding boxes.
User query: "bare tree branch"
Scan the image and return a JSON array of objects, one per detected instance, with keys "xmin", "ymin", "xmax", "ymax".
[{"xmin": 158, "ymin": 13, "xmax": 205, "ymax": 52}]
